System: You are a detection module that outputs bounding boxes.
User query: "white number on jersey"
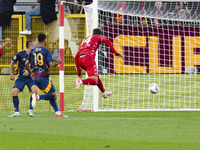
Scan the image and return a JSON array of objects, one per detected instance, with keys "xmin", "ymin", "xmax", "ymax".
[{"xmin": 81, "ymin": 36, "xmax": 92, "ymax": 47}]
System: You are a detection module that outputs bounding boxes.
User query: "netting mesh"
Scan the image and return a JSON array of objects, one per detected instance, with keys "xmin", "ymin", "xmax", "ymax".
[
  {"xmin": 1, "ymin": 1, "xmax": 200, "ymax": 112},
  {"xmin": 0, "ymin": 14, "xmax": 86, "ymax": 112},
  {"xmin": 78, "ymin": 1, "xmax": 200, "ymax": 111},
  {"xmin": 98, "ymin": 1, "xmax": 200, "ymax": 22}
]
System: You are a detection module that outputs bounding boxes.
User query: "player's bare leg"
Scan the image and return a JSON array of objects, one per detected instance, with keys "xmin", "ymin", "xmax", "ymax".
[{"xmin": 75, "ymin": 78, "xmax": 81, "ymax": 89}]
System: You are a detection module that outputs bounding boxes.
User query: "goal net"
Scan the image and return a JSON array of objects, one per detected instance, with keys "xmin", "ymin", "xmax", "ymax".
[{"xmin": 77, "ymin": 0, "xmax": 200, "ymax": 111}]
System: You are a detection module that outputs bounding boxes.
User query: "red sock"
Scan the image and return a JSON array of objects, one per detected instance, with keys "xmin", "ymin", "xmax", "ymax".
[
  {"xmin": 97, "ymin": 76, "xmax": 105, "ymax": 93},
  {"xmin": 82, "ymin": 78, "xmax": 97, "ymax": 85}
]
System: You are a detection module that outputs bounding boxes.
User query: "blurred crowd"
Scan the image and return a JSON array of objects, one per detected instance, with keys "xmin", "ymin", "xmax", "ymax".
[
  {"xmin": 47, "ymin": 39, "xmax": 74, "ymax": 64},
  {"xmin": 64, "ymin": 1, "xmax": 200, "ymax": 25},
  {"xmin": 64, "ymin": 0, "xmax": 92, "ymax": 14},
  {"xmin": 98, "ymin": 1, "xmax": 200, "ymax": 25},
  {"xmin": 1, "ymin": 1, "xmax": 200, "ymax": 64}
]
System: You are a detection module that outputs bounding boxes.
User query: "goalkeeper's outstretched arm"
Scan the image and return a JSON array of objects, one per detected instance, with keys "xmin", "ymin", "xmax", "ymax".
[{"xmin": 101, "ymin": 37, "xmax": 123, "ymax": 58}]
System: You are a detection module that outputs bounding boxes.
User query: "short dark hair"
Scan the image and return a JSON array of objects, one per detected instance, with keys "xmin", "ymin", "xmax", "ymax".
[
  {"xmin": 38, "ymin": 33, "xmax": 46, "ymax": 43},
  {"xmin": 93, "ymin": 28, "xmax": 102, "ymax": 35},
  {"xmin": 26, "ymin": 40, "xmax": 34, "ymax": 49}
]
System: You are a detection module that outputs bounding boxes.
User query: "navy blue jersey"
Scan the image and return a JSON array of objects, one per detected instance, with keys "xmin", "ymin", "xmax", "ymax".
[
  {"xmin": 12, "ymin": 50, "xmax": 31, "ymax": 79},
  {"xmin": 28, "ymin": 46, "xmax": 54, "ymax": 77}
]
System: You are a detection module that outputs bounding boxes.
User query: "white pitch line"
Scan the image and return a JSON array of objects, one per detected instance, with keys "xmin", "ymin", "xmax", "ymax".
[
  {"xmin": 65, "ymin": 117, "xmax": 199, "ymax": 121},
  {"xmin": 66, "ymin": 118, "xmax": 167, "ymax": 121}
]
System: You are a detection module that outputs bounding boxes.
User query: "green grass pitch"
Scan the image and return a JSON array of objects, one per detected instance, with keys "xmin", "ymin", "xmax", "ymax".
[
  {"xmin": 0, "ymin": 111, "xmax": 200, "ymax": 150},
  {"xmin": 1, "ymin": 74, "xmax": 200, "ymax": 112},
  {"xmin": 0, "ymin": 74, "xmax": 200, "ymax": 150}
]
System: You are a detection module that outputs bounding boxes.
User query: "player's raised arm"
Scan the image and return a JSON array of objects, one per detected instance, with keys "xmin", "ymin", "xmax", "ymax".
[
  {"xmin": 10, "ymin": 60, "xmax": 15, "ymax": 81},
  {"xmin": 101, "ymin": 37, "xmax": 123, "ymax": 59},
  {"xmin": 47, "ymin": 49, "xmax": 62, "ymax": 67},
  {"xmin": 49, "ymin": 58, "xmax": 62, "ymax": 67}
]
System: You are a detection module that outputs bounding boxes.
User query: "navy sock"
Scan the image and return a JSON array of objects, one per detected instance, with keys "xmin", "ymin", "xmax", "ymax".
[
  {"xmin": 39, "ymin": 94, "xmax": 53, "ymax": 100},
  {"xmin": 49, "ymin": 99, "xmax": 59, "ymax": 112},
  {"xmin": 39, "ymin": 94, "xmax": 59, "ymax": 112},
  {"xmin": 29, "ymin": 96, "xmax": 33, "ymax": 110},
  {"xmin": 12, "ymin": 96, "xmax": 19, "ymax": 112}
]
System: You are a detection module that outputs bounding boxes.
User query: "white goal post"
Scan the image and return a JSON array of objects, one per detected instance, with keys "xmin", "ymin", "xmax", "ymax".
[{"xmin": 63, "ymin": 0, "xmax": 200, "ymax": 111}]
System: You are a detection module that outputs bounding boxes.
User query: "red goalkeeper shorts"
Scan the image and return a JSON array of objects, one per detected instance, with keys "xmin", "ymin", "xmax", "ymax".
[{"xmin": 79, "ymin": 55, "xmax": 98, "ymax": 77}]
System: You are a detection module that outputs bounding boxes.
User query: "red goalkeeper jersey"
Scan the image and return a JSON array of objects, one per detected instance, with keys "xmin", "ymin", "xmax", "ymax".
[
  {"xmin": 76, "ymin": 35, "xmax": 119, "ymax": 57},
  {"xmin": 75, "ymin": 35, "xmax": 119, "ymax": 75}
]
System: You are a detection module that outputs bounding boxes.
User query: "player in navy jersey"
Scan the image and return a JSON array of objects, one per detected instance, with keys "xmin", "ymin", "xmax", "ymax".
[
  {"xmin": 9, "ymin": 40, "xmax": 38, "ymax": 117},
  {"xmin": 25, "ymin": 33, "xmax": 67, "ymax": 117},
  {"xmin": 75, "ymin": 28, "xmax": 123, "ymax": 98}
]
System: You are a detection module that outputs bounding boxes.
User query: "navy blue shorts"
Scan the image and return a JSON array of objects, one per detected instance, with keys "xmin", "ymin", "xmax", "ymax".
[
  {"xmin": 13, "ymin": 77, "xmax": 35, "ymax": 92},
  {"xmin": 34, "ymin": 76, "xmax": 56, "ymax": 94}
]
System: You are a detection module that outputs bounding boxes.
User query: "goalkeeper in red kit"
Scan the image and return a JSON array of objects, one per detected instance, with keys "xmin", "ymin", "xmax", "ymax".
[{"xmin": 75, "ymin": 28, "xmax": 123, "ymax": 98}]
